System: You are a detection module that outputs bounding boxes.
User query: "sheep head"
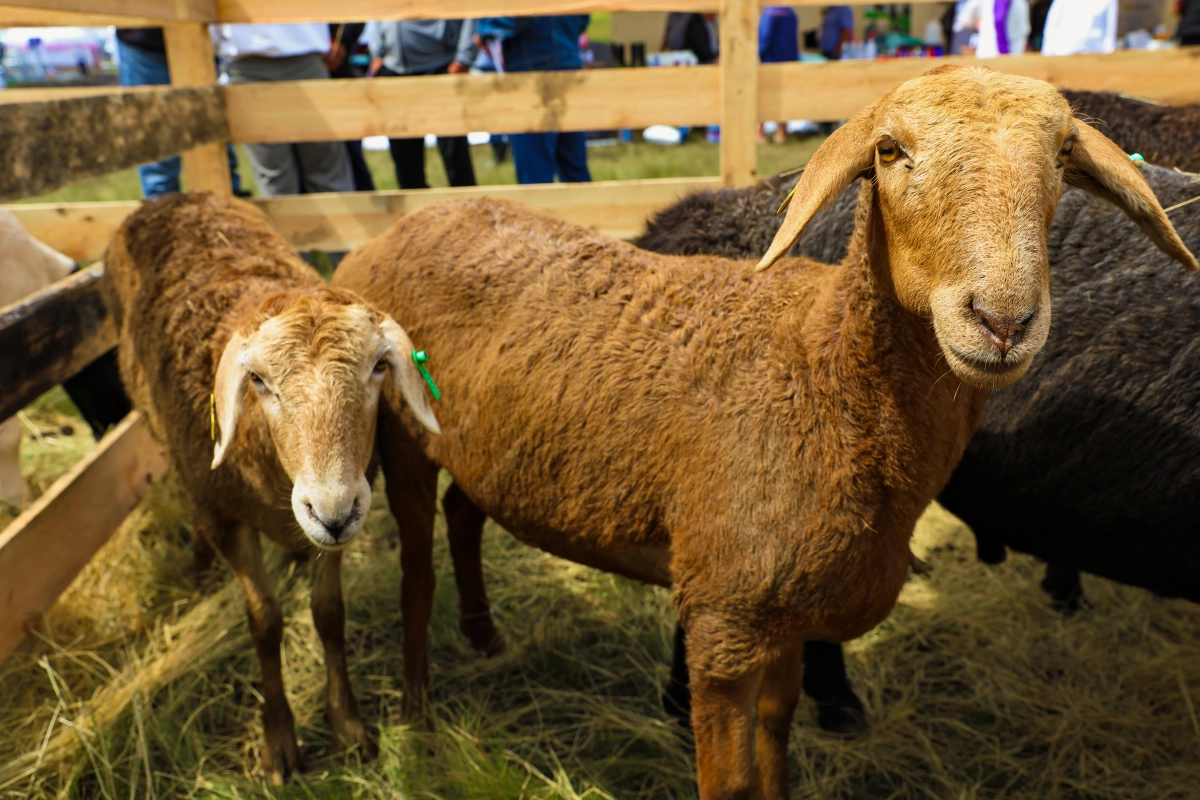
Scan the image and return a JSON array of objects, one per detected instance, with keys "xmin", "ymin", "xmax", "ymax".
[
  {"xmin": 211, "ymin": 286, "xmax": 440, "ymax": 549},
  {"xmin": 758, "ymin": 65, "xmax": 1198, "ymax": 389}
]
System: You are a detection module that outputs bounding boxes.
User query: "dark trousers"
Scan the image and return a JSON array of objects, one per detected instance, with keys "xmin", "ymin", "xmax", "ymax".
[
  {"xmin": 379, "ymin": 65, "xmax": 476, "ymax": 189},
  {"xmin": 511, "ymin": 131, "xmax": 591, "ymax": 184}
]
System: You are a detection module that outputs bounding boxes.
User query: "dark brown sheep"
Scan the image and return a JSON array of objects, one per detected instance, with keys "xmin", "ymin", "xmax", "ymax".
[
  {"xmin": 1062, "ymin": 90, "xmax": 1200, "ymax": 174},
  {"xmin": 101, "ymin": 192, "xmax": 439, "ymax": 784},
  {"xmin": 335, "ymin": 67, "xmax": 1195, "ymax": 799}
]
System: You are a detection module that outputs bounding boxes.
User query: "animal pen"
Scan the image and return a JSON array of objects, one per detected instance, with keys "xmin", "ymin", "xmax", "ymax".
[{"xmin": 2, "ymin": 0, "xmax": 1200, "ymax": 796}]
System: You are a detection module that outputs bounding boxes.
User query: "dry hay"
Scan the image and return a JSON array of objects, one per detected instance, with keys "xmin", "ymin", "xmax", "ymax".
[{"xmin": 1, "ymin": 406, "xmax": 1198, "ymax": 798}]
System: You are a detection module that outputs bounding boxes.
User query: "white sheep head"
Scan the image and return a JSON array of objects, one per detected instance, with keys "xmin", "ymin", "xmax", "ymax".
[
  {"xmin": 211, "ymin": 286, "xmax": 439, "ymax": 549},
  {"xmin": 759, "ymin": 65, "xmax": 1198, "ymax": 390}
]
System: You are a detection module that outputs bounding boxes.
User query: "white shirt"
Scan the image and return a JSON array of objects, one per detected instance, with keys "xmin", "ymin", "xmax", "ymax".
[
  {"xmin": 953, "ymin": 0, "xmax": 985, "ymax": 32},
  {"xmin": 1041, "ymin": 0, "xmax": 1117, "ymax": 56},
  {"xmin": 212, "ymin": 24, "xmax": 330, "ymax": 60},
  {"xmin": 976, "ymin": 0, "xmax": 1031, "ymax": 57}
]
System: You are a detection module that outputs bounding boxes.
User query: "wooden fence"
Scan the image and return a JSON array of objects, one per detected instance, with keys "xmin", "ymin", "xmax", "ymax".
[{"xmin": 0, "ymin": 0, "xmax": 1197, "ymax": 662}]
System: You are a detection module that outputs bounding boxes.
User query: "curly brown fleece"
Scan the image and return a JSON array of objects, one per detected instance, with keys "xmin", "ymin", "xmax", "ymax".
[{"xmin": 102, "ymin": 192, "xmax": 390, "ymax": 783}]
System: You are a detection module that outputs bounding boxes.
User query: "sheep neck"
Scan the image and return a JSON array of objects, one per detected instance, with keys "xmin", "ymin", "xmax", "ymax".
[{"xmin": 798, "ymin": 178, "xmax": 988, "ymax": 539}]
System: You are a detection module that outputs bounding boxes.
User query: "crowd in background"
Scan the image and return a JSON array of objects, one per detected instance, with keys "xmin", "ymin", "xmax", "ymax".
[{"xmin": 107, "ymin": 1, "xmax": 1200, "ymax": 203}]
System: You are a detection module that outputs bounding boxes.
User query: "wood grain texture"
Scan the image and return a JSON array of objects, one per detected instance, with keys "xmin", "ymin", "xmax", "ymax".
[
  {"xmin": 217, "ymin": 0, "xmax": 715, "ymax": 23},
  {"xmin": 0, "ymin": 0, "xmax": 214, "ymax": 23},
  {"xmin": 0, "ymin": 85, "xmax": 228, "ymax": 202},
  {"xmin": 720, "ymin": 0, "xmax": 758, "ymax": 188},
  {"xmin": 0, "ymin": 412, "xmax": 166, "ymax": 665},
  {"xmin": 0, "ymin": 265, "xmax": 116, "ymax": 421},
  {"xmin": 164, "ymin": 23, "xmax": 234, "ymax": 195},
  {"xmin": 7, "ymin": 178, "xmax": 721, "ymax": 261},
  {"xmin": 224, "ymin": 67, "xmax": 718, "ymax": 143},
  {"xmin": 760, "ymin": 48, "xmax": 1200, "ymax": 123}
]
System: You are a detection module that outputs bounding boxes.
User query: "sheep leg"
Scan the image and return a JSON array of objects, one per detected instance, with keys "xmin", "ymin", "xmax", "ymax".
[
  {"xmin": 0, "ymin": 416, "xmax": 27, "ymax": 508},
  {"xmin": 802, "ymin": 641, "xmax": 867, "ymax": 735},
  {"xmin": 1040, "ymin": 563, "xmax": 1089, "ymax": 614},
  {"xmin": 689, "ymin": 628, "xmax": 764, "ymax": 800},
  {"xmin": 443, "ymin": 481, "xmax": 506, "ymax": 657},
  {"xmin": 755, "ymin": 644, "xmax": 805, "ymax": 800},
  {"xmin": 311, "ymin": 549, "xmax": 376, "ymax": 760},
  {"xmin": 381, "ymin": 436, "xmax": 439, "ymax": 717},
  {"xmin": 211, "ymin": 521, "xmax": 302, "ymax": 784}
]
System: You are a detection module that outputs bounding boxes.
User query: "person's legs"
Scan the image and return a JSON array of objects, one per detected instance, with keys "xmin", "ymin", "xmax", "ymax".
[
  {"xmin": 242, "ymin": 143, "xmax": 302, "ymax": 196},
  {"xmin": 295, "ymin": 140, "xmax": 355, "ymax": 194},
  {"xmin": 510, "ymin": 133, "xmax": 558, "ymax": 184},
  {"xmin": 345, "ymin": 140, "xmax": 375, "ymax": 191},
  {"xmin": 118, "ymin": 42, "xmax": 181, "ymax": 198},
  {"xmin": 554, "ymin": 131, "xmax": 592, "ymax": 183},
  {"xmin": 388, "ymin": 137, "xmax": 430, "ymax": 189},
  {"xmin": 437, "ymin": 136, "xmax": 477, "ymax": 187}
]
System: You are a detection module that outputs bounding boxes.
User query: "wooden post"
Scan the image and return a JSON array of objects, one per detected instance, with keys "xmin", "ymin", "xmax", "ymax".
[
  {"xmin": 164, "ymin": 22, "xmax": 232, "ymax": 194},
  {"xmin": 719, "ymin": 0, "xmax": 758, "ymax": 187}
]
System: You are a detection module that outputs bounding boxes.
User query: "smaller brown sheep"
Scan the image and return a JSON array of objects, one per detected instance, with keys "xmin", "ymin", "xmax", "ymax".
[
  {"xmin": 102, "ymin": 192, "xmax": 439, "ymax": 784},
  {"xmin": 336, "ymin": 66, "xmax": 1195, "ymax": 798}
]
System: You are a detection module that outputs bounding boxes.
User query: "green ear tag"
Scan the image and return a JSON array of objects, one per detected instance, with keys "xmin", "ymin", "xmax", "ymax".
[
  {"xmin": 1129, "ymin": 152, "xmax": 1145, "ymax": 169},
  {"xmin": 412, "ymin": 350, "xmax": 442, "ymax": 401}
]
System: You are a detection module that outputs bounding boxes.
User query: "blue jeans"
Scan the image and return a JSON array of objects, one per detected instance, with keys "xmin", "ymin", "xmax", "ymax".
[
  {"xmin": 511, "ymin": 131, "xmax": 591, "ymax": 184},
  {"xmin": 117, "ymin": 41, "xmax": 242, "ymax": 198}
]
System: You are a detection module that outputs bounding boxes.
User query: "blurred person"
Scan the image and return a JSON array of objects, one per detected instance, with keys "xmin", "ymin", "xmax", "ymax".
[
  {"xmin": 664, "ymin": 12, "xmax": 719, "ymax": 64},
  {"xmin": 759, "ymin": 6, "xmax": 798, "ymax": 144},
  {"xmin": 476, "ymin": 16, "xmax": 592, "ymax": 185},
  {"xmin": 1040, "ymin": 0, "xmax": 1117, "ymax": 56},
  {"xmin": 820, "ymin": 5, "xmax": 855, "ymax": 59},
  {"xmin": 1180, "ymin": 0, "xmax": 1200, "ymax": 46},
  {"xmin": 327, "ymin": 22, "xmax": 375, "ymax": 191},
  {"xmin": 1028, "ymin": 0, "xmax": 1053, "ymax": 50},
  {"xmin": 950, "ymin": 0, "xmax": 984, "ymax": 54},
  {"xmin": 470, "ymin": 40, "xmax": 509, "ymax": 164},
  {"xmin": 975, "ymin": 0, "xmax": 1031, "ymax": 57},
  {"xmin": 115, "ymin": 28, "xmax": 247, "ymax": 198},
  {"xmin": 368, "ymin": 19, "xmax": 477, "ymax": 189},
  {"xmin": 213, "ymin": 23, "xmax": 355, "ymax": 196}
]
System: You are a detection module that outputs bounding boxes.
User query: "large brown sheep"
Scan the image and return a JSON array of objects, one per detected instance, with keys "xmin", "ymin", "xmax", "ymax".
[
  {"xmin": 102, "ymin": 193, "xmax": 439, "ymax": 784},
  {"xmin": 334, "ymin": 67, "xmax": 1196, "ymax": 799}
]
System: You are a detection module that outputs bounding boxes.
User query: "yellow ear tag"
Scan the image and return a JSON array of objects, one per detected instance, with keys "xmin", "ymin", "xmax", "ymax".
[
  {"xmin": 776, "ymin": 181, "xmax": 799, "ymax": 215},
  {"xmin": 210, "ymin": 393, "xmax": 216, "ymax": 441}
]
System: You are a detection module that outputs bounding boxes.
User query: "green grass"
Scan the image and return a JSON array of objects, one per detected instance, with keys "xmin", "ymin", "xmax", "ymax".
[{"xmin": 17, "ymin": 136, "xmax": 825, "ymax": 206}]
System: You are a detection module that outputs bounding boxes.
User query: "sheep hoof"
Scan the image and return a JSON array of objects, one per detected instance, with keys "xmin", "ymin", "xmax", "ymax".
[
  {"xmin": 260, "ymin": 727, "xmax": 303, "ymax": 785},
  {"xmin": 815, "ymin": 695, "xmax": 869, "ymax": 737},
  {"xmin": 462, "ymin": 619, "xmax": 507, "ymax": 658},
  {"xmin": 330, "ymin": 715, "xmax": 377, "ymax": 761}
]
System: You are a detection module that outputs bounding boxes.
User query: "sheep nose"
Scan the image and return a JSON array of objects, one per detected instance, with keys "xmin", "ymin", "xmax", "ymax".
[
  {"xmin": 973, "ymin": 302, "xmax": 1035, "ymax": 357},
  {"xmin": 305, "ymin": 498, "xmax": 359, "ymax": 541}
]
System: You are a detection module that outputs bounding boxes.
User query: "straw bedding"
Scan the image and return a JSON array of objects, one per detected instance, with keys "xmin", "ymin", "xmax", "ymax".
[{"xmin": 1, "ymin": 394, "xmax": 1198, "ymax": 799}]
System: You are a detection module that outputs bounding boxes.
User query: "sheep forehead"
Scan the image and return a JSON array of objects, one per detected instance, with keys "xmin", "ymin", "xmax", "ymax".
[
  {"xmin": 249, "ymin": 300, "xmax": 383, "ymax": 384},
  {"xmin": 882, "ymin": 69, "xmax": 1072, "ymax": 157}
]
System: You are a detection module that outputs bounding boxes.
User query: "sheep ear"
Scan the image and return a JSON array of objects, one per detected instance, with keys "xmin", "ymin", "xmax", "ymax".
[
  {"xmin": 756, "ymin": 105, "xmax": 878, "ymax": 272},
  {"xmin": 380, "ymin": 317, "xmax": 442, "ymax": 436},
  {"xmin": 211, "ymin": 332, "xmax": 250, "ymax": 469},
  {"xmin": 1065, "ymin": 122, "xmax": 1198, "ymax": 271}
]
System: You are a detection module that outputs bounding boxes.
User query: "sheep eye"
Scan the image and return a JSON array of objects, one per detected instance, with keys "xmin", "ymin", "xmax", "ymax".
[
  {"xmin": 1057, "ymin": 140, "xmax": 1074, "ymax": 168},
  {"xmin": 373, "ymin": 360, "xmax": 388, "ymax": 375},
  {"xmin": 249, "ymin": 372, "xmax": 267, "ymax": 392},
  {"xmin": 878, "ymin": 139, "xmax": 902, "ymax": 164}
]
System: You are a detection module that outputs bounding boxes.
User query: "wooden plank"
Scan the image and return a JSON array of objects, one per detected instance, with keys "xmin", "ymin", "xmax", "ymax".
[
  {"xmin": 0, "ymin": 412, "xmax": 167, "ymax": 665},
  {"xmin": 720, "ymin": 0, "xmax": 758, "ymax": 188},
  {"xmin": 257, "ymin": 177, "xmax": 723, "ymax": 249},
  {"xmin": 7, "ymin": 178, "xmax": 721, "ymax": 260},
  {"xmin": 0, "ymin": 86, "xmax": 228, "ymax": 203},
  {"xmin": 0, "ymin": 85, "xmax": 164, "ymax": 105},
  {"xmin": 0, "ymin": 5, "xmax": 159, "ymax": 25},
  {"xmin": 0, "ymin": 0, "xmax": 214, "ymax": 23},
  {"xmin": 0, "ymin": 265, "xmax": 116, "ymax": 422},
  {"xmin": 214, "ymin": 0, "xmax": 952, "ymax": 23},
  {"xmin": 217, "ymin": 0, "xmax": 715, "ymax": 23},
  {"xmin": 225, "ymin": 67, "xmax": 718, "ymax": 143},
  {"xmin": 761, "ymin": 48, "xmax": 1200, "ymax": 123},
  {"xmin": 164, "ymin": 23, "xmax": 233, "ymax": 195}
]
